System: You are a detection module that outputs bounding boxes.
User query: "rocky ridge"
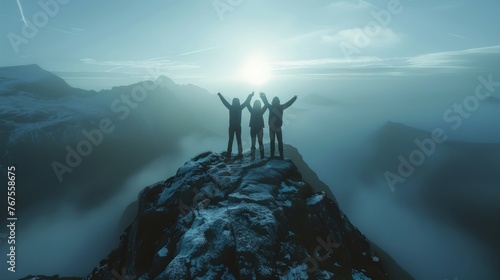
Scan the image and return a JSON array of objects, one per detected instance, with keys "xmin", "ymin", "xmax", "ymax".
[{"xmin": 85, "ymin": 151, "xmax": 388, "ymax": 279}]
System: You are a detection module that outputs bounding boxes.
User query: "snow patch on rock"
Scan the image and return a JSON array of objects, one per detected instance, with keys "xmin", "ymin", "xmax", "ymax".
[{"xmin": 306, "ymin": 192, "xmax": 326, "ymax": 205}]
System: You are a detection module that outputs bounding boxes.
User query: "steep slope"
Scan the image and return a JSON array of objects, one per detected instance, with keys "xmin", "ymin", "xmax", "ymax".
[
  {"xmin": 283, "ymin": 144, "xmax": 413, "ymax": 280},
  {"xmin": 115, "ymin": 145, "xmax": 414, "ymax": 279},
  {"xmin": 115, "ymin": 144, "xmax": 339, "ymax": 234},
  {"xmin": 86, "ymin": 152, "xmax": 389, "ymax": 279}
]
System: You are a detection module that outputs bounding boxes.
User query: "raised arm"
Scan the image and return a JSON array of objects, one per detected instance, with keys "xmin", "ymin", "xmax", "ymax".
[
  {"xmin": 241, "ymin": 92, "xmax": 254, "ymax": 109},
  {"xmin": 283, "ymin": 95, "xmax": 297, "ymax": 109},
  {"xmin": 246, "ymin": 102, "xmax": 253, "ymax": 113},
  {"xmin": 217, "ymin": 92, "xmax": 231, "ymax": 109},
  {"xmin": 260, "ymin": 92, "xmax": 271, "ymax": 107},
  {"xmin": 261, "ymin": 104, "xmax": 268, "ymax": 114}
]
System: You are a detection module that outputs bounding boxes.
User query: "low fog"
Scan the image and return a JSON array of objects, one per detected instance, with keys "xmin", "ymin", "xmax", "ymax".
[
  {"xmin": 1, "ymin": 70, "xmax": 500, "ymax": 279},
  {"xmin": 1, "ymin": 0, "xmax": 499, "ymax": 278},
  {"xmin": 0, "ymin": 136, "xmax": 225, "ymax": 278},
  {"xmin": 284, "ymin": 74, "xmax": 500, "ymax": 279}
]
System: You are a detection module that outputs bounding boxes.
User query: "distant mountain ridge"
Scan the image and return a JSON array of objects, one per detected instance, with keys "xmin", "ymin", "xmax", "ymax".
[
  {"xmin": 0, "ymin": 64, "xmax": 86, "ymax": 98},
  {"xmin": 0, "ymin": 65, "xmax": 416, "ymax": 279},
  {"xmin": 0, "ymin": 64, "xmax": 208, "ymax": 216},
  {"xmin": 361, "ymin": 121, "xmax": 500, "ymax": 275}
]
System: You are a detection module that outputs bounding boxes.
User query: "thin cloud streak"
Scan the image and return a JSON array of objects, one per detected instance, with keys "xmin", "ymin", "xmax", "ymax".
[
  {"xmin": 446, "ymin": 32, "xmax": 467, "ymax": 39},
  {"xmin": 177, "ymin": 45, "xmax": 226, "ymax": 57},
  {"xmin": 46, "ymin": 26, "xmax": 78, "ymax": 35},
  {"xmin": 80, "ymin": 58, "xmax": 200, "ymax": 73},
  {"xmin": 16, "ymin": 0, "xmax": 27, "ymax": 26},
  {"xmin": 358, "ymin": 0, "xmax": 381, "ymax": 10},
  {"xmin": 271, "ymin": 45, "xmax": 500, "ymax": 77}
]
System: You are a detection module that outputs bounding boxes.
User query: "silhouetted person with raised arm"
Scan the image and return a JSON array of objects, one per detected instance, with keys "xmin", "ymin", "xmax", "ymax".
[
  {"xmin": 260, "ymin": 92, "xmax": 297, "ymax": 159},
  {"xmin": 247, "ymin": 98, "xmax": 268, "ymax": 160},
  {"xmin": 218, "ymin": 92, "xmax": 254, "ymax": 159}
]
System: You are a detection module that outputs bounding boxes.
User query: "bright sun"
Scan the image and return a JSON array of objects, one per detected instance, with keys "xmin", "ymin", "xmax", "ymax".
[{"xmin": 239, "ymin": 55, "xmax": 272, "ymax": 86}]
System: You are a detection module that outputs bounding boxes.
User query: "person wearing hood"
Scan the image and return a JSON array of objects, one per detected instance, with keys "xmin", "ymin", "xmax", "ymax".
[
  {"xmin": 260, "ymin": 92, "xmax": 297, "ymax": 159},
  {"xmin": 218, "ymin": 92, "xmax": 253, "ymax": 159},
  {"xmin": 246, "ymin": 96, "xmax": 268, "ymax": 160}
]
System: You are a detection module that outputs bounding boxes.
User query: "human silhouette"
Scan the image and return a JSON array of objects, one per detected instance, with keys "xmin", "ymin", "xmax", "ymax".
[
  {"xmin": 218, "ymin": 92, "xmax": 253, "ymax": 159},
  {"xmin": 260, "ymin": 92, "xmax": 297, "ymax": 159},
  {"xmin": 247, "ymin": 99, "xmax": 268, "ymax": 160}
]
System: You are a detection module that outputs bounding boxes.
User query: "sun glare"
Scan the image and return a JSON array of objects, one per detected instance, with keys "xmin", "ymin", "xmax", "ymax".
[{"xmin": 239, "ymin": 55, "xmax": 272, "ymax": 86}]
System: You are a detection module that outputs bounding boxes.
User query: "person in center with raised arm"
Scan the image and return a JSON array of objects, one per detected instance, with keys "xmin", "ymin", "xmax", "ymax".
[
  {"xmin": 217, "ymin": 91, "xmax": 254, "ymax": 159},
  {"xmin": 246, "ymin": 95, "xmax": 268, "ymax": 160},
  {"xmin": 260, "ymin": 92, "xmax": 297, "ymax": 159}
]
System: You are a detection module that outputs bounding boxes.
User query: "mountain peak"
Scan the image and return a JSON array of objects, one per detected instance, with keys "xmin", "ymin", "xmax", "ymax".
[
  {"xmin": 0, "ymin": 64, "xmax": 51, "ymax": 80},
  {"xmin": 156, "ymin": 75, "xmax": 176, "ymax": 88},
  {"xmin": 0, "ymin": 64, "xmax": 73, "ymax": 97},
  {"xmin": 85, "ymin": 151, "xmax": 388, "ymax": 279}
]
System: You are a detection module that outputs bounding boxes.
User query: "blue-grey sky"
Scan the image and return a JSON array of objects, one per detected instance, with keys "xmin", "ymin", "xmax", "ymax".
[
  {"xmin": 1, "ymin": 0, "xmax": 500, "ymax": 92},
  {"xmin": 2, "ymin": 1, "xmax": 500, "ymax": 279}
]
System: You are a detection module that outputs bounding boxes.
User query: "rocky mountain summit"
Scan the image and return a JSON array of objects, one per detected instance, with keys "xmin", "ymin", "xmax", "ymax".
[{"xmin": 84, "ymin": 151, "xmax": 389, "ymax": 280}]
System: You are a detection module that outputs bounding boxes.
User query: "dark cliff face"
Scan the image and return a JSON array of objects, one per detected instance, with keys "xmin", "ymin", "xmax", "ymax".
[{"xmin": 85, "ymin": 152, "xmax": 388, "ymax": 280}]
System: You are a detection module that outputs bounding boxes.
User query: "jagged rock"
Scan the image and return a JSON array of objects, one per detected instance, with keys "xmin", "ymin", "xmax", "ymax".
[{"xmin": 85, "ymin": 152, "xmax": 388, "ymax": 279}]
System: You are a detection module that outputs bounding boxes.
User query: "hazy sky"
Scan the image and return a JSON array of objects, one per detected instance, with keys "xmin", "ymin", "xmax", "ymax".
[
  {"xmin": 2, "ymin": 1, "xmax": 500, "ymax": 278},
  {"xmin": 1, "ymin": 0, "xmax": 500, "ymax": 91}
]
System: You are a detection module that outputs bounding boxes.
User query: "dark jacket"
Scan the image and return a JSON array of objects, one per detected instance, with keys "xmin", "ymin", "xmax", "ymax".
[
  {"xmin": 262, "ymin": 95, "xmax": 297, "ymax": 128},
  {"xmin": 247, "ymin": 104, "xmax": 268, "ymax": 129},
  {"xmin": 218, "ymin": 94, "xmax": 252, "ymax": 127}
]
